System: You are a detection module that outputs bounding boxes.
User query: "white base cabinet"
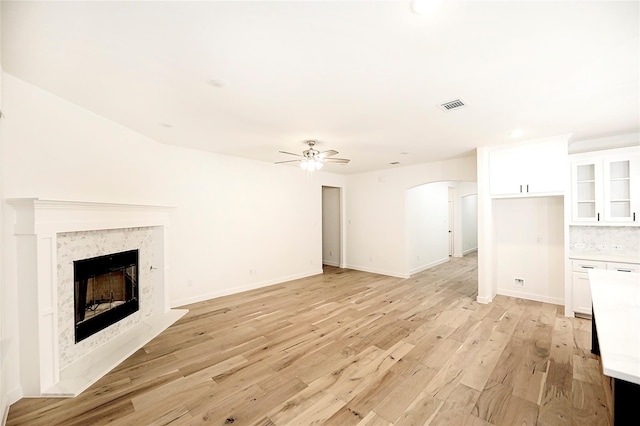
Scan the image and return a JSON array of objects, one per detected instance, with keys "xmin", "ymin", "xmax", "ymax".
[{"xmin": 572, "ymin": 259, "xmax": 640, "ymax": 316}]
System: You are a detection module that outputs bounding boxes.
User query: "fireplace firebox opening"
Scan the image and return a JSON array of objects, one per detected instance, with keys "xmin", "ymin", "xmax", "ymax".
[{"xmin": 74, "ymin": 249, "xmax": 139, "ymax": 343}]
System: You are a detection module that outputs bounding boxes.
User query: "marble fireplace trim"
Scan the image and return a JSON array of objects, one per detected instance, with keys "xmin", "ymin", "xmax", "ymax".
[
  {"xmin": 7, "ymin": 199, "xmax": 187, "ymax": 397},
  {"xmin": 57, "ymin": 227, "xmax": 155, "ymax": 370}
]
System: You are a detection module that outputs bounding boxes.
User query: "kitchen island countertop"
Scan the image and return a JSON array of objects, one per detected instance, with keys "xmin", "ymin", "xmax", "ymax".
[{"xmin": 588, "ymin": 269, "xmax": 640, "ymax": 385}]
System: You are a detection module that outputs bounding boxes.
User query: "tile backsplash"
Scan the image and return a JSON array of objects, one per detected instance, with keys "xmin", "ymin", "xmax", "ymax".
[{"xmin": 569, "ymin": 226, "xmax": 640, "ymax": 258}]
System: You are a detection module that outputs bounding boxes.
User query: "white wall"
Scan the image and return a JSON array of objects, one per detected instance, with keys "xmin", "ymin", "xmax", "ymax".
[
  {"xmin": 0, "ymin": 73, "xmax": 346, "ymax": 403},
  {"xmin": 0, "ymin": 3, "xmax": 8, "ymax": 419},
  {"xmin": 453, "ymin": 181, "xmax": 478, "ymax": 257},
  {"xmin": 0, "ymin": 72, "xmax": 478, "ymax": 405},
  {"xmin": 493, "ymin": 196, "xmax": 565, "ymax": 304},
  {"xmin": 461, "ymin": 194, "xmax": 478, "ymax": 254},
  {"xmin": 569, "ymin": 132, "xmax": 640, "ymax": 154},
  {"xmin": 0, "ymin": 5, "xmax": 12, "ymax": 419},
  {"xmin": 322, "ymin": 186, "xmax": 341, "ymax": 267},
  {"xmin": 406, "ymin": 182, "xmax": 449, "ymax": 274},
  {"xmin": 406, "ymin": 181, "xmax": 478, "ymax": 274},
  {"xmin": 345, "ymin": 159, "xmax": 477, "ymax": 278}
]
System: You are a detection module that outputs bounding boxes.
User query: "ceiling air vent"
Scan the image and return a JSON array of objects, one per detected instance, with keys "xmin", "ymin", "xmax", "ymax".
[{"xmin": 438, "ymin": 98, "xmax": 468, "ymax": 112}]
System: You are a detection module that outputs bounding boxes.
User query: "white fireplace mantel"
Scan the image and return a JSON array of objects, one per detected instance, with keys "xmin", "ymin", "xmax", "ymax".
[{"xmin": 7, "ymin": 198, "xmax": 187, "ymax": 397}]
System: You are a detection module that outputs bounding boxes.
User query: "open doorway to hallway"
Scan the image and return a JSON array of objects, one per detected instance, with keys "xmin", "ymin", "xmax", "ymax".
[
  {"xmin": 322, "ymin": 186, "xmax": 342, "ymax": 268},
  {"xmin": 407, "ymin": 181, "xmax": 478, "ymax": 276}
]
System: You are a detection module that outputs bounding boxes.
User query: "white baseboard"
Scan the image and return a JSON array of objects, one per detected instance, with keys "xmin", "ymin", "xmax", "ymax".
[
  {"xmin": 1, "ymin": 401, "xmax": 7, "ymax": 426},
  {"xmin": 322, "ymin": 260, "xmax": 340, "ymax": 267},
  {"xmin": 343, "ymin": 264, "xmax": 409, "ymax": 279},
  {"xmin": 3, "ymin": 385, "xmax": 23, "ymax": 423},
  {"xmin": 497, "ymin": 288, "xmax": 564, "ymax": 306},
  {"xmin": 171, "ymin": 269, "xmax": 323, "ymax": 308},
  {"xmin": 7, "ymin": 388, "xmax": 21, "ymax": 407},
  {"xmin": 409, "ymin": 257, "xmax": 450, "ymax": 276},
  {"xmin": 476, "ymin": 294, "xmax": 494, "ymax": 304},
  {"xmin": 463, "ymin": 247, "xmax": 478, "ymax": 255}
]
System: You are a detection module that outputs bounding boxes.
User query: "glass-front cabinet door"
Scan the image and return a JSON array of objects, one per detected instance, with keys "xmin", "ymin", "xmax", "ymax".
[
  {"xmin": 604, "ymin": 155, "xmax": 639, "ymax": 223},
  {"xmin": 570, "ymin": 147, "xmax": 640, "ymax": 225},
  {"xmin": 571, "ymin": 159, "xmax": 602, "ymax": 222}
]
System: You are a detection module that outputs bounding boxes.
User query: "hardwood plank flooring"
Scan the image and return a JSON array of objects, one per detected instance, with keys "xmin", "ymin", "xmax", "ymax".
[{"xmin": 7, "ymin": 253, "xmax": 612, "ymax": 425}]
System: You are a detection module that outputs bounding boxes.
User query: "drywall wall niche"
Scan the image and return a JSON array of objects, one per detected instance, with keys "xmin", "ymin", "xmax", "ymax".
[{"xmin": 493, "ymin": 196, "xmax": 565, "ymax": 304}]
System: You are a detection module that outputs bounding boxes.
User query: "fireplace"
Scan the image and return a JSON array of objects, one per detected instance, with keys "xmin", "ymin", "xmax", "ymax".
[
  {"xmin": 8, "ymin": 198, "xmax": 187, "ymax": 397},
  {"xmin": 74, "ymin": 249, "xmax": 139, "ymax": 343}
]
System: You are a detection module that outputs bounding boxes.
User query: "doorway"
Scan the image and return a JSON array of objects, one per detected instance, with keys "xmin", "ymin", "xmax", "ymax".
[
  {"xmin": 448, "ymin": 186, "xmax": 455, "ymax": 256},
  {"xmin": 322, "ymin": 186, "xmax": 342, "ymax": 267}
]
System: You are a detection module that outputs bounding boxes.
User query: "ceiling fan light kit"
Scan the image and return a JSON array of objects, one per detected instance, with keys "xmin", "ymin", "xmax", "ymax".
[
  {"xmin": 300, "ymin": 158, "xmax": 323, "ymax": 171},
  {"xmin": 276, "ymin": 140, "xmax": 350, "ymax": 172}
]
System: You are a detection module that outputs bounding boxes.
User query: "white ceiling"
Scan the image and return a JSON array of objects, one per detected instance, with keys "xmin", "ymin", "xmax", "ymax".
[{"xmin": 2, "ymin": 0, "xmax": 639, "ymax": 174}]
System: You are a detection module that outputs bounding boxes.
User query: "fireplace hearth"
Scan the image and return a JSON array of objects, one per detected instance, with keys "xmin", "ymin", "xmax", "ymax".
[{"xmin": 74, "ymin": 249, "xmax": 139, "ymax": 343}]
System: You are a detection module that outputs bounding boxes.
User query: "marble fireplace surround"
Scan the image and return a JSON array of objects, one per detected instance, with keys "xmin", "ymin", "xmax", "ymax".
[{"xmin": 7, "ymin": 199, "xmax": 187, "ymax": 397}]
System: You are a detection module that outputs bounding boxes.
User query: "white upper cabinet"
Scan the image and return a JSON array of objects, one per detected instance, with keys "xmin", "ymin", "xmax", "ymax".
[
  {"xmin": 572, "ymin": 159, "xmax": 602, "ymax": 222},
  {"xmin": 570, "ymin": 146, "xmax": 640, "ymax": 225},
  {"xmin": 490, "ymin": 136, "xmax": 569, "ymax": 197}
]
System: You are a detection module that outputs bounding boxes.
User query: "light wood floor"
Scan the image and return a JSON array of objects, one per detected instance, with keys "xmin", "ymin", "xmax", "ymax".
[{"xmin": 7, "ymin": 253, "xmax": 611, "ymax": 425}]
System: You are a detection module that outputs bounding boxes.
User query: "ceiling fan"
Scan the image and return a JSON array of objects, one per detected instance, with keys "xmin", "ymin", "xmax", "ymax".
[{"xmin": 276, "ymin": 140, "xmax": 350, "ymax": 171}]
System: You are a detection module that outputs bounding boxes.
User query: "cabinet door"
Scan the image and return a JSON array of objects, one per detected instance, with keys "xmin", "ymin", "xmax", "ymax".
[
  {"xmin": 571, "ymin": 159, "xmax": 603, "ymax": 222},
  {"xmin": 490, "ymin": 141, "xmax": 567, "ymax": 196},
  {"xmin": 603, "ymin": 153, "xmax": 640, "ymax": 223},
  {"xmin": 572, "ymin": 273, "xmax": 592, "ymax": 315},
  {"xmin": 490, "ymin": 148, "xmax": 526, "ymax": 195},
  {"xmin": 530, "ymin": 141, "xmax": 568, "ymax": 194}
]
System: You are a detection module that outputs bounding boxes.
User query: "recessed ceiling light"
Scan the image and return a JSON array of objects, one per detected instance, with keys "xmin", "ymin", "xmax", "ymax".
[
  {"xmin": 159, "ymin": 122, "xmax": 173, "ymax": 128},
  {"xmin": 390, "ymin": 162, "xmax": 401, "ymax": 165},
  {"xmin": 208, "ymin": 78, "xmax": 230, "ymax": 88},
  {"xmin": 400, "ymin": 152, "xmax": 410, "ymax": 155},
  {"xmin": 509, "ymin": 129, "xmax": 524, "ymax": 138}
]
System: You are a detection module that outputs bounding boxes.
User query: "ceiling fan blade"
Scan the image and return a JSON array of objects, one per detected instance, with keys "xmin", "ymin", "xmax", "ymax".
[
  {"xmin": 278, "ymin": 151, "xmax": 304, "ymax": 157},
  {"xmin": 323, "ymin": 158, "xmax": 350, "ymax": 164},
  {"xmin": 318, "ymin": 150, "xmax": 339, "ymax": 158},
  {"xmin": 275, "ymin": 159, "xmax": 302, "ymax": 164}
]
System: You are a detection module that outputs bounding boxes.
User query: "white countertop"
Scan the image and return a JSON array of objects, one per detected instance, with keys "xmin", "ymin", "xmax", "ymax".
[
  {"xmin": 570, "ymin": 253, "xmax": 640, "ymax": 264},
  {"xmin": 588, "ymin": 269, "xmax": 640, "ymax": 385}
]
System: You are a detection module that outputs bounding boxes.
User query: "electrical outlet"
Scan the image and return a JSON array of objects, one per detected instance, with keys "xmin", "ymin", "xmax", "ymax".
[
  {"xmin": 514, "ymin": 278, "xmax": 525, "ymax": 288},
  {"xmin": 187, "ymin": 279, "xmax": 193, "ymax": 287},
  {"xmin": 329, "ymin": 250, "xmax": 333, "ymax": 257}
]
